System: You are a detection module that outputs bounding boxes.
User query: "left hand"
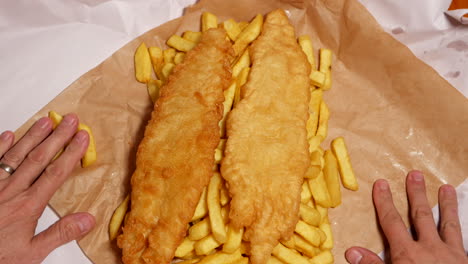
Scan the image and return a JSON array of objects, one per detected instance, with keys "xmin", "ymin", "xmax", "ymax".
[{"xmin": 0, "ymin": 114, "xmax": 95, "ymax": 264}]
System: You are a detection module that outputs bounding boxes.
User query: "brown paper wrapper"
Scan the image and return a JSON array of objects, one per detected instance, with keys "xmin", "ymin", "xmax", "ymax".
[{"xmin": 15, "ymin": 0, "xmax": 468, "ymax": 263}]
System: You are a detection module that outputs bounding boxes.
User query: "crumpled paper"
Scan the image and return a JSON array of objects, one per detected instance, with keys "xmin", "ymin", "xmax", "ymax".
[
  {"xmin": 12, "ymin": 0, "xmax": 468, "ymax": 263},
  {"xmin": 446, "ymin": 9, "xmax": 468, "ymax": 24}
]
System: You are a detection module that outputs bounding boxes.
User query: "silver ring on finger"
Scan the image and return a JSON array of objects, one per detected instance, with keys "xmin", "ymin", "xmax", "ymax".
[{"xmin": 0, "ymin": 162, "xmax": 15, "ymax": 175}]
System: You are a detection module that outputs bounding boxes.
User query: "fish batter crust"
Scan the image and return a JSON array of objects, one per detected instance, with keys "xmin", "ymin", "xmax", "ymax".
[
  {"xmin": 221, "ymin": 9, "xmax": 311, "ymax": 264},
  {"xmin": 118, "ymin": 28, "xmax": 233, "ymax": 264}
]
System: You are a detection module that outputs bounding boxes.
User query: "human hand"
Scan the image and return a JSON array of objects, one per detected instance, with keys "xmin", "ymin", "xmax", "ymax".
[
  {"xmin": 0, "ymin": 114, "xmax": 95, "ymax": 264},
  {"xmin": 345, "ymin": 171, "xmax": 467, "ymax": 264}
]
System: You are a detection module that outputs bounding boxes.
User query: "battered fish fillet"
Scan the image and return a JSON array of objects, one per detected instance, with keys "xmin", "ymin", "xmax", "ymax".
[
  {"xmin": 221, "ymin": 9, "xmax": 311, "ymax": 264},
  {"xmin": 117, "ymin": 29, "xmax": 233, "ymax": 264}
]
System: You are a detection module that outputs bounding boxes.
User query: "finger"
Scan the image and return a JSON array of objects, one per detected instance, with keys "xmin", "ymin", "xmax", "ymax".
[
  {"xmin": 373, "ymin": 179, "xmax": 412, "ymax": 247},
  {"xmin": 406, "ymin": 171, "xmax": 438, "ymax": 241},
  {"xmin": 0, "ymin": 131, "xmax": 15, "ymax": 180},
  {"xmin": 29, "ymin": 130, "xmax": 88, "ymax": 208},
  {"xmin": 0, "ymin": 118, "xmax": 52, "ymax": 179},
  {"xmin": 32, "ymin": 212, "xmax": 95, "ymax": 260},
  {"xmin": 6, "ymin": 114, "xmax": 79, "ymax": 193},
  {"xmin": 345, "ymin": 247, "xmax": 383, "ymax": 264},
  {"xmin": 438, "ymin": 184, "xmax": 464, "ymax": 250}
]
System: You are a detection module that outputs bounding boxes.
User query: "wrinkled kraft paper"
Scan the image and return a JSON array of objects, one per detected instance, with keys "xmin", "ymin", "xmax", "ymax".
[{"xmin": 14, "ymin": 0, "xmax": 468, "ymax": 263}]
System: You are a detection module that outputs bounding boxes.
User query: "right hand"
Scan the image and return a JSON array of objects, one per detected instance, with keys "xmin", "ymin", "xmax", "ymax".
[{"xmin": 345, "ymin": 171, "xmax": 467, "ymax": 264}]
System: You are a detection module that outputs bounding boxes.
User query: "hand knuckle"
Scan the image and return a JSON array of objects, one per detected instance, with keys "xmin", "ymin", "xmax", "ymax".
[
  {"xmin": 380, "ymin": 210, "xmax": 401, "ymax": 225},
  {"xmin": 59, "ymin": 222, "xmax": 79, "ymax": 242},
  {"xmin": 2, "ymin": 151, "xmax": 23, "ymax": 166},
  {"xmin": 412, "ymin": 207, "xmax": 433, "ymax": 220},
  {"xmin": 441, "ymin": 220, "xmax": 460, "ymax": 233},
  {"xmin": 26, "ymin": 149, "xmax": 46, "ymax": 165},
  {"xmin": 44, "ymin": 164, "xmax": 65, "ymax": 180}
]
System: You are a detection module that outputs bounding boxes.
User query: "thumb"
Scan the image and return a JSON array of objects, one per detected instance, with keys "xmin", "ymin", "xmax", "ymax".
[
  {"xmin": 345, "ymin": 247, "xmax": 384, "ymax": 264},
  {"xmin": 33, "ymin": 212, "xmax": 95, "ymax": 258}
]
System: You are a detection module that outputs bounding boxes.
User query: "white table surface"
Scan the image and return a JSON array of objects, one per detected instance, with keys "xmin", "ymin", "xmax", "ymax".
[{"xmin": 0, "ymin": 0, "xmax": 466, "ymax": 263}]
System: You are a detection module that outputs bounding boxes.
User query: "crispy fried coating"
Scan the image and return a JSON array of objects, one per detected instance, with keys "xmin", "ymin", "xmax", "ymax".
[
  {"xmin": 117, "ymin": 28, "xmax": 233, "ymax": 264},
  {"xmin": 221, "ymin": 9, "xmax": 311, "ymax": 264}
]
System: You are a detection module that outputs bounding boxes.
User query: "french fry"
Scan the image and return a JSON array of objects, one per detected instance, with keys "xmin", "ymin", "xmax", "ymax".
[
  {"xmin": 109, "ymin": 194, "xmax": 130, "ymax": 240},
  {"xmin": 272, "ymin": 243, "xmax": 310, "ymax": 264},
  {"xmin": 331, "ymin": 137, "xmax": 358, "ymax": 191},
  {"xmin": 174, "ymin": 52, "xmax": 186, "ymax": 65},
  {"xmin": 177, "ymin": 258, "xmax": 200, "ymax": 264},
  {"xmin": 167, "ymin": 35, "xmax": 197, "ymax": 52},
  {"xmin": 188, "ymin": 217, "xmax": 211, "ymax": 241},
  {"xmin": 298, "ymin": 35, "xmax": 316, "ymax": 71},
  {"xmin": 183, "ymin": 31, "xmax": 202, "ymax": 43},
  {"xmin": 147, "ymin": 79, "xmax": 162, "ymax": 103},
  {"xmin": 163, "ymin": 48, "xmax": 176, "ymax": 64},
  {"xmin": 220, "ymin": 183, "xmax": 230, "ymax": 206},
  {"xmin": 197, "ymin": 249, "xmax": 242, "ymax": 264},
  {"xmin": 304, "ymin": 150, "xmax": 322, "ymax": 179},
  {"xmin": 232, "ymin": 14, "xmax": 263, "ymax": 55},
  {"xmin": 308, "ymin": 171, "xmax": 332, "ymax": 208},
  {"xmin": 175, "ymin": 238, "xmax": 196, "ymax": 258},
  {"xmin": 294, "ymin": 220, "xmax": 321, "ymax": 247},
  {"xmin": 323, "ymin": 150, "xmax": 342, "ymax": 207},
  {"xmin": 307, "ymin": 89, "xmax": 323, "ymax": 138},
  {"xmin": 192, "ymin": 188, "xmax": 208, "ymax": 221},
  {"xmin": 161, "ymin": 63, "xmax": 175, "ymax": 81},
  {"xmin": 222, "ymin": 19, "xmax": 242, "ymax": 41},
  {"xmin": 317, "ymin": 228, "xmax": 327, "ymax": 245},
  {"xmin": 292, "ymin": 234, "xmax": 321, "ymax": 258},
  {"xmin": 310, "ymin": 250, "xmax": 334, "ymax": 264},
  {"xmin": 319, "ymin": 48, "xmax": 332, "ymax": 90},
  {"xmin": 233, "ymin": 67, "xmax": 250, "ymax": 106},
  {"xmin": 308, "ymin": 135, "xmax": 323, "ymax": 153},
  {"xmin": 316, "ymin": 205, "xmax": 329, "ymax": 224},
  {"xmin": 232, "ymin": 49, "xmax": 250, "ymax": 77},
  {"xmin": 78, "ymin": 123, "xmax": 97, "ymax": 168},
  {"xmin": 319, "ymin": 222, "xmax": 333, "ymax": 250},
  {"xmin": 214, "ymin": 148, "xmax": 223, "ymax": 164},
  {"xmin": 238, "ymin": 21, "xmax": 249, "ymax": 31},
  {"xmin": 316, "ymin": 101, "xmax": 330, "ymax": 140},
  {"xmin": 219, "ymin": 81, "xmax": 236, "ymax": 137},
  {"xmin": 233, "ymin": 257, "xmax": 249, "ymax": 264},
  {"xmin": 48, "ymin": 111, "xmax": 63, "ymax": 128},
  {"xmin": 300, "ymin": 182, "xmax": 312, "ymax": 204},
  {"xmin": 134, "ymin": 42, "xmax": 152, "ymax": 83},
  {"xmin": 201, "ymin": 12, "xmax": 218, "ymax": 32},
  {"xmin": 267, "ymin": 256, "xmax": 285, "ymax": 264},
  {"xmin": 194, "ymin": 234, "xmax": 222, "ymax": 255},
  {"xmin": 207, "ymin": 173, "xmax": 227, "ymax": 243},
  {"xmin": 280, "ymin": 238, "xmax": 296, "ymax": 249},
  {"xmin": 299, "ymin": 203, "xmax": 321, "ymax": 226},
  {"xmin": 148, "ymin": 46, "xmax": 164, "ymax": 80},
  {"xmin": 223, "ymin": 224, "xmax": 244, "ymax": 253},
  {"xmin": 310, "ymin": 71, "xmax": 326, "ymax": 88}
]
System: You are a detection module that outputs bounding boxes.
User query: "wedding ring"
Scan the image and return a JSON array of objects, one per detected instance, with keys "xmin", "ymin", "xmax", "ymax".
[{"xmin": 0, "ymin": 162, "xmax": 15, "ymax": 174}]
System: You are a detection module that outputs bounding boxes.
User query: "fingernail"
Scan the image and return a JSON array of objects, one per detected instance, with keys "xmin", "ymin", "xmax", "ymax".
[
  {"xmin": 37, "ymin": 117, "xmax": 51, "ymax": 129},
  {"xmin": 347, "ymin": 249, "xmax": 363, "ymax": 264},
  {"xmin": 63, "ymin": 114, "xmax": 77, "ymax": 126},
  {"xmin": 378, "ymin": 180, "xmax": 389, "ymax": 191},
  {"xmin": 441, "ymin": 185, "xmax": 455, "ymax": 196},
  {"xmin": 411, "ymin": 171, "xmax": 424, "ymax": 182},
  {"xmin": 0, "ymin": 131, "xmax": 12, "ymax": 141},
  {"xmin": 76, "ymin": 214, "xmax": 94, "ymax": 234}
]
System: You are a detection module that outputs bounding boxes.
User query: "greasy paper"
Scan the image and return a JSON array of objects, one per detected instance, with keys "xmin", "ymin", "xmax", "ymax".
[{"xmin": 14, "ymin": 0, "xmax": 468, "ymax": 263}]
